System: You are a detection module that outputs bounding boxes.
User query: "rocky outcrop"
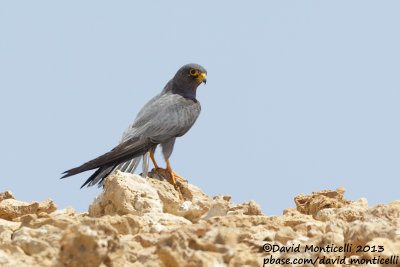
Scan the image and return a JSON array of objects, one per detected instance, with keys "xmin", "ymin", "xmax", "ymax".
[{"xmin": 0, "ymin": 171, "xmax": 399, "ymax": 266}]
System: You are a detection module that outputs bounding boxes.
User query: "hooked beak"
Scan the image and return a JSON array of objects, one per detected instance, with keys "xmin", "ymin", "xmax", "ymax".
[{"xmin": 196, "ymin": 72, "xmax": 207, "ymax": 84}]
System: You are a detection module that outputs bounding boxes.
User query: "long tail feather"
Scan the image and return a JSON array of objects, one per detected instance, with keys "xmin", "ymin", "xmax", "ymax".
[
  {"xmin": 80, "ymin": 165, "xmax": 116, "ymax": 188},
  {"xmin": 141, "ymin": 152, "xmax": 150, "ymax": 177},
  {"xmin": 125, "ymin": 157, "xmax": 141, "ymax": 173},
  {"xmin": 62, "ymin": 138, "xmax": 155, "ymax": 178}
]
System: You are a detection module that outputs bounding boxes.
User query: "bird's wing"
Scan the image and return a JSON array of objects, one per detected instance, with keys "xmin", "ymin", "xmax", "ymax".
[
  {"xmin": 120, "ymin": 92, "xmax": 164, "ymax": 143},
  {"xmin": 122, "ymin": 92, "xmax": 201, "ymax": 143},
  {"xmin": 139, "ymin": 93, "xmax": 201, "ymax": 142}
]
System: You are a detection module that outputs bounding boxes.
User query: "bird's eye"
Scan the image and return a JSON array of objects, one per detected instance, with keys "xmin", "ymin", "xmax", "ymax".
[{"xmin": 189, "ymin": 69, "xmax": 199, "ymax": 76}]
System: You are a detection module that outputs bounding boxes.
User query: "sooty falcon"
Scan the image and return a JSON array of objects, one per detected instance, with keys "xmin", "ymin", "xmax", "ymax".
[{"xmin": 62, "ymin": 63, "xmax": 207, "ymax": 187}]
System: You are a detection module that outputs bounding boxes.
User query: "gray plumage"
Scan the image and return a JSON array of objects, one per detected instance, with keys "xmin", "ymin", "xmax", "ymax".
[{"xmin": 62, "ymin": 63, "xmax": 207, "ymax": 188}]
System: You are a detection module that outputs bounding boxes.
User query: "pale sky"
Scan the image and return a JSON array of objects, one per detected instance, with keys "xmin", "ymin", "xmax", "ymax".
[{"xmin": 1, "ymin": 1, "xmax": 399, "ymax": 215}]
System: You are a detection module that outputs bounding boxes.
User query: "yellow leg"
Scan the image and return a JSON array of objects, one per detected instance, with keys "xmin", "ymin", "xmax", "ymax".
[
  {"xmin": 166, "ymin": 159, "xmax": 187, "ymax": 184},
  {"xmin": 165, "ymin": 160, "xmax": 176, "ymax": 184},
  {"xmin": 150, "ymin": 151, "xmax": 159, "ymax": 169}
]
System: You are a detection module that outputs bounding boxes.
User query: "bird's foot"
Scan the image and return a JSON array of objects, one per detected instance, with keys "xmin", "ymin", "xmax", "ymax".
[
  {"xmin": 151, "ymin": 168, "xmax": 188, "ymax": 184},
  {"xmin": 169, "ymin": 170, "xmax": 187, "ymax": 183}
]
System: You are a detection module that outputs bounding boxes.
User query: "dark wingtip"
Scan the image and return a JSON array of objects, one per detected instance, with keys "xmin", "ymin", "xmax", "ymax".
[{"xmin": 60, "ymin": 172, "xmax": 70, "ymax": 179}]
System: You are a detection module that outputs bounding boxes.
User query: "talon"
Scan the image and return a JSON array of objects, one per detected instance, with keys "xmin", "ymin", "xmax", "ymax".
[
  {"xmin": 171, "ymin": 172, "xmax": 187, "ymax": 182},
  {"xmin": 150, "ymin": 153, "xmax": 187, "ymax": 185},
  {"xmin": 153, "ymin": 168, "xmax": 187, "ymax": 184}
]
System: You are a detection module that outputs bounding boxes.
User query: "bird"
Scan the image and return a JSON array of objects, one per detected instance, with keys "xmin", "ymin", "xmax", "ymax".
[{"xmin": 61, "ymin": 63, "xmax": 207, "ymax": 188}]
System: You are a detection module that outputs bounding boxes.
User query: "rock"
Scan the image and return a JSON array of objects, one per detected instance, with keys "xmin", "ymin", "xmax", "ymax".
[
  {"xmin": 0, "ymin": 219, "xmax": 20, "ymax": 243},
  {"xmin": 229, "ymin": 199, "xmax": 262, "ymax": 216},
  {"xmin": 294, "ymin": 187, "xmax": 351, "ymax": 217},
  {"xmin": 89, "ymin": 172, "xmax": 164, "ymax": 217},
  {"xmin": 1, "ymin": 174, "xmax": 399, "ymax": 267},
  {"xmin": 58, "ymin": 218, "xmax": 125, "ymax": 267},
  {"xmin": 201, "ymin": 195, "xmax": 230, "ymax": 219},
  {"xmin": 0, "ymin": 198, "xmax": 56, "ymax": 221},
  {"xmin": 12, "ymin": 225, "xmax": 60, "ymax": 256},
  {"xmin": 364, "ymin": 237, "xmax": 400, "ymax": 264},
  {"xmin": 343, "ymin": 221, "xmax": 396, "ymax": 252},
  {"xmin": 103, "ymin": 214, "xmax": 144, "ymax": 235},
  {"xmin": 274, "ymin": 226, "xmax": 297, "ymax": 244},
  {"xmin": 315, "ymin": 198, "xmax": 368, "ymax": 222},
  {"xmin": 0, "ymin": 191, "xmax": 15, "ymax": 202},
  {"xmin": 38, "ymin": 199, "xmax": 57, "ymax": 215}
]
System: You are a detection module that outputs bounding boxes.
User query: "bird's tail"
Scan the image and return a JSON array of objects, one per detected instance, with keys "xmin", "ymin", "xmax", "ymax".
[
  {"xmin": 62, "ymin": 137, "xmax": 156, "ymax": 188},
  {"xmin": 80, "ymin": 156, "xmax": 142, "ymax": 188}
]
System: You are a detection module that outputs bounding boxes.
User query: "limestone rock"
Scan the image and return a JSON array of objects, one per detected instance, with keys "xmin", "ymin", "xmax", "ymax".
[
  {"xmin": 294, "ymin": 187, "xmax": 351, "ymax": 217},
  {"xmin": 89, "ymin": 172, "xmax": 164, "ymax": 217},
  {"xmin": 0, "ymin": 191, "xmax": 15, "ymax": 201},
  {"xmin": 315, "ymin": 197, "xmax": 368, "ymax": 222},
  {"xmin": 12, "ymin": 225, "xmax": 60, "ymax": 256},
  {"xmin": 0, "ymin": 219, "xmax": 20, "ymax": 243},
  {"xmin": 0, "ymin": 197, "xmax": 56, "ymax": 221},
  {"xmin": 1, "ymin": 175, "xmax": 399, "ymax": 267},
  {"xmin": 58, "ymin": 218, "xmax": 125, "ymax": 267}
]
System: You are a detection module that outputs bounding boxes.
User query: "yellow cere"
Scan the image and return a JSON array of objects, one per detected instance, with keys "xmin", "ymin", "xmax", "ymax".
[{"xmin": 196, "ymin": 72, "xmax": 207, "ymax": 82}]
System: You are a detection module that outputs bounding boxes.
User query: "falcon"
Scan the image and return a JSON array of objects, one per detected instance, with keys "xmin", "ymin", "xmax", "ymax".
[{"xmin": 62, "ymin": 63, "xmax": 207, "ymax": 187}]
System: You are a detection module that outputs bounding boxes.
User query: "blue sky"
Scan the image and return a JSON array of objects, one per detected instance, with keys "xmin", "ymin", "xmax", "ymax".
[{"xmin": 1, "ymin": 1, "xmax": 399, "ymax": 215}]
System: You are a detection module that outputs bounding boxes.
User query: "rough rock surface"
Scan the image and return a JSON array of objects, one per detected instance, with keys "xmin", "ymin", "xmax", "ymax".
[{"xmin": 0, "ymin": 171, "xmax": 399, "ymax": 266}]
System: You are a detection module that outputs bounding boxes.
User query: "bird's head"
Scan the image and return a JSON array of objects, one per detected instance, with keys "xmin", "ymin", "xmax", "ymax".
[{"xmin": 173, "ymin": 63, "xmax": 207, "ymax": 89}]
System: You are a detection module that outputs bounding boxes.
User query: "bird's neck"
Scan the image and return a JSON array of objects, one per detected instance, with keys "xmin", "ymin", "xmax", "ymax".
[{"xmin": 171, "ymin": 81, "xmax": 198, "ymax": 102}]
